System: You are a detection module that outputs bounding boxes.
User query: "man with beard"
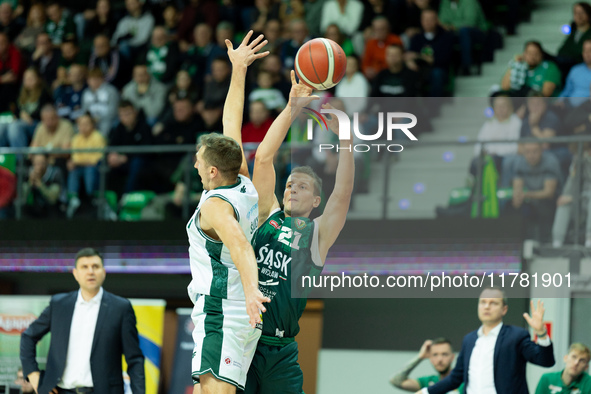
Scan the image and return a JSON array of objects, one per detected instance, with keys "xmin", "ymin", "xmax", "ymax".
[{"xmin": 391, "ymin": 338, "xmax": 464, "ymax": 393}]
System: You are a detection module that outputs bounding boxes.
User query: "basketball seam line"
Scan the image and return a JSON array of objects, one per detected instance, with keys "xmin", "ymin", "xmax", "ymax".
[{"xmin": 308, "ymin": 40, "xmax": 326, "ymax": 90}]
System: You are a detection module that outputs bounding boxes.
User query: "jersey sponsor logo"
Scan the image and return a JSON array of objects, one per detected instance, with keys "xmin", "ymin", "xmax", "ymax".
[
  {"xmin": 270, "ymin": 220, "xmax": 280, "ymax": 229},
  {"xmin": 224, "ymin": 356, "xmax": 232, "ymax": 365},
  {"xmin": 547, "ymin": 385, "xmax": 563, "ymax": 394},
  {"xmin": 256, "ymin": 243, "xmax": 291, "ymax": 278},
  {"xmin": 259, "ymin": 278, "xmax": 279, "ymax": 286},
  {"xmin": 295, "ymin": 218, "xmax": 307, "ymax": 230},
  {"xmin": 275, "ymin": 328, "xmax": 284, "ymax": 338},
  {"xmin": 240, "ymin": 186, "xmax": 246, "ymax": 193}
]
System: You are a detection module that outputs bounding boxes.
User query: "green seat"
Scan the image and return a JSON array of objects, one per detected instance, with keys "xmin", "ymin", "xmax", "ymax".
[
  {"xmin": 104, "ymin": 190, "xmax": 118, "ymax": 212},
  {"xmin": 448, "ymin": 187, "xmax": 471, "ymax": 206},
  {"xmin": 119, "ymin": 191, "xmax": 156, "ymax": 221},
  {"xmin": 496, "ymin": 187, "xmax": 513, "ymax": 200},
  {"xmin": 0, "ymin": 153, "xmax": 16, "ymax": 174}
]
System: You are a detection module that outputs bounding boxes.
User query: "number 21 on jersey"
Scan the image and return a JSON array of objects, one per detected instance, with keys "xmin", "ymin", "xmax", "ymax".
[{"xmin": 278, "ymin": 226, "xmax": 301, "ymax": 250}]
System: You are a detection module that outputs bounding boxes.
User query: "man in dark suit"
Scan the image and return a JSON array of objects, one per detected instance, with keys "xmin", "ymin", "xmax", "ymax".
[
  {"xmin": 417, "ymin": 288, "xmax": 555, "ymax": 394},
  {"xmin": 20, "ymin": 248, "xmax": 145, "ymax": 394}
]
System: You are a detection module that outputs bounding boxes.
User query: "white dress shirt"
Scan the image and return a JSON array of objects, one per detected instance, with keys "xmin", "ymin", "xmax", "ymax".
[
  {"xmin": 422, "ymin": 322, "xmax": 551, "ymax": 394},
  {"xmin": 59, "ymin": 287, "xmax": 103, "ymax": 389}
]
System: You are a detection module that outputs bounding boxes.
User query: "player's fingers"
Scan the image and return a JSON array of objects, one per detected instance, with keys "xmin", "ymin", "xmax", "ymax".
[
  {"xmin": 241, "ymin": 30, "xmax": 253, "ymax": 46},
  {"xmin": 249, "ymin": 33, "xmax": 265, "ymax": 48},
  {"xmin": 225, "ymin": 39, "xmax": 233, "ymax": 50},
  {"xmin": 258, "ymin": 303, "xmax": 267, "ymax": 313},
  {"xmin": 291, "ymin": 70, "xmax": 297, "ymax": 85},
  {"xmin": 254, "ymin": 51, "xmax": 270, "ymax": 59},
  {"xmin": 253, "ymin": 40, "xmax": 268, "ymax": 53}
]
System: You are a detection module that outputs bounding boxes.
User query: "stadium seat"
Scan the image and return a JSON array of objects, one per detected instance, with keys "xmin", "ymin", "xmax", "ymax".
[
  {"xmin": 448, "ymin": 187, "xmax": 472, "ymax": 206},
  {"xmin": 119, "ymin": 191, "xmax": 156, "ymax": 221}
]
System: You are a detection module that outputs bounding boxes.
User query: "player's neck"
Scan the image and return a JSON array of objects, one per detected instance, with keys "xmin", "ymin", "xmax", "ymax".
[
  {"xmin": 561, "ymin": 370, "xmax": 578, "ymax": 386},
  {"xmin": 210, "ymin": 176, "xmax": 239, "ymax": 190}
]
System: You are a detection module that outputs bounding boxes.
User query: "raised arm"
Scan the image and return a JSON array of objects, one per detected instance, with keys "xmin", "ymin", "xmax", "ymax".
[
  {"xmin": 224, "ymin": 30, "xmax": 269, "ymax": 177},
  {"xmin": 317, "ymin": 102, "xmax": 355, "ymax": 263},
  {"xmin": 200, "ymin": 197, "xmax": 270, "ymax": 327},
  {"xmin": 390, "ymin": 340, "xmax": 432, "ymax": 391},
  {"xmin": 252, "ymin": 71, "xmax": 314, "ymax": 222}
]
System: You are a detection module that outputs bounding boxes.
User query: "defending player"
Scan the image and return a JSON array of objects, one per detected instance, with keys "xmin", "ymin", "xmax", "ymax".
[
  {"xmin": 187, "ymin": 31, "xmax": 270, "ymax": 394},
  {"xmin": 223, "ymin": 59, "xmax": 355, "ymax": 392}
]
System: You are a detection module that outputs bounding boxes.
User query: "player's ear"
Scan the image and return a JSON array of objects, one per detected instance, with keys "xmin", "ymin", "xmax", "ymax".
[{"xmin": 313, "ymin": 196, "xmax": 321, "ymax": 208}]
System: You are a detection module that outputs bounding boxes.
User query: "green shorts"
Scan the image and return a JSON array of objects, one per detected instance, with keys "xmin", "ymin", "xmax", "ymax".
[{"xmin": 240, "ymin": 341, "xmax": 304, "ymax": 394}]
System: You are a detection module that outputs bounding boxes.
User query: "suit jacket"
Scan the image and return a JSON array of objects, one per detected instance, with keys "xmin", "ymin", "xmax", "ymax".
[
  {"xmin": 20, "ymin": 290, "xmax": 145, "ymax": 394},
  {"xmin": 428, "ymin": 324, "xmax": 555, "ymax": 394}
]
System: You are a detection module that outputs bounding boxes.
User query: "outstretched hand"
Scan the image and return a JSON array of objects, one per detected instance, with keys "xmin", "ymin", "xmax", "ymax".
[
  {"xmin": 226, "ymin": 30, "xmax": 269, "ymax": 68},
  {"xmin": 523, "ymin": 300, "xmax": 545, "ymax": 334},
  {"xmin": 289, "ymin": 70, "xmax": 318, "ymax": 109}
]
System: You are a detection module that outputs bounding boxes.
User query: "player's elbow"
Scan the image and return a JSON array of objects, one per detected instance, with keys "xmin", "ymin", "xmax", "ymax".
[{"xmin": 254, "ymin": 150, "xmax": 273, "ymax": 166}]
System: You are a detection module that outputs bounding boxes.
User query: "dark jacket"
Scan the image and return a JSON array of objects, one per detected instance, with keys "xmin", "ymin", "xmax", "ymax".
[
  {"xmin": 20, "ymin": 290, "xmax": 145, "ymax": 394},
  {"xmin": 427, "ymin": 324, "xmax": 555, "ymax": 394}
]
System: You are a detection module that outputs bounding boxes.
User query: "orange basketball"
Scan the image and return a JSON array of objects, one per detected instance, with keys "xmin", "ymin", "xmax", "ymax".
[{"xmin": 295, "ymin": 38, "xmax": 346, "ymax": 90}]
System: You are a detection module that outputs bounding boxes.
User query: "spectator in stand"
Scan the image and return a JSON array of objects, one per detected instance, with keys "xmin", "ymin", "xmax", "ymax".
[
  {"xmin": 304, "ymin": 0, "xmax": 328, "ymax": 38},
  {"xmin": 259, "ymin": 53, "xmax": 291, "ymax": 98},
  {"xmin": 45, "ymin": 1, "xmax": 76, "ymax": 46},
  {"xmin": 23, "ymin": 154, "xmax": 64, "ymax": 218},
  {"xmin": 372, "ymin": 45, "xmax": 419, "ymax": 98},
  {"xmin": 30, "ymin": 32, "xmax": 59, "ymax": 87},
  {"xmin": 108, "ymin": 100, "xmax": 152, "ymax": 194},
  {"xmin": 177, "ymin": 0, "xmax": 219, "ymax": 47},
  {"xmin": 14, "ymin": 4, "xmax": 46, "ymax": 57},
  {"xmin": 552, "ymin": 137, "xmax": 591, "ymax": 248},
  {"xmin": 151, "ymin": 97, "xmax": 202, "ymax": 191},
  {"xmin": 181, "ymin": 23, "xmax": 213, "ymax": 80},
  {"xmin": 9, "ymin": 68, "xmax": 52, "ymax": 148},
  {"xmin": 509, "ymin": 142, "xmax": 561, "ymax": 242},
  {"xmin": 359, "ymin": 0, "xmax": 400, "ymax": 35},
  {"xmin": 556, "ymin": 3, "xmax": 591, "ymax": 80},
  {"xmin": 212, "ymin": 21, "xmax": 233, "ymax": 62},
  {"xmin": 163, "ymin": 5, "xmax": 180, "ymax": 41},
  {"xmin": 88, "ymin": 34, "xmax": 127, "ymax": 90},
  {"xmin": 438, "ymin": 0, "xmax": 487, "ymax": 75},
  {"xmin": 0, "ymin": 31, "xmax": 23, "ymax": 112},
  {"xmin": 324, "ymin": 23, "xmax": 355, "ymax": 57},
  {"xmin": 140, "ymin": 26, "xmax": 180, "ymax": 85},
  {"xmin": 500, "ymin": 41, "xmax": 562, "ymax": 97},
  {"xmin": 320, "ymin": 0, "xmax": 364, "ymax": 37},
  {"xmin": 198, "ymin": 57, "xmax": 231, "ymax": 120},
  {"xmin": 279, "ymin": 0, "xmax": 305, "ymax": 24},
  {"xmin": 82, "ymin": 0, "xmax": 117, "ymax": 44},
  {"xmin": 261, "ymin": 19, "xmax": 283, "ymax": 54},
  {"xmin": 54, "ymin": 39, "xmax": 88, "ymax": 90},
  {"xmin": 82, "ymin": 67, "xmax": 119, "ymax": 136},
  {"xmin": 242, "ymin": 100, "xmax": 274, "ymax": 144},
  {"xmin": 0, "ymin": 3, "xmax": 22, "ymax": 42},
  {"xmin": 472, "ymin": 95, "xmax": 522, "ymax": 177},
  {"xmin": 66, "ymin": 113, "xmax": 106, "ymax": 218},
  {"xmin": 246, "ymin": 0, "xmax": 280, "ymax": 32},
  {"xmin": 279, "ymin": 19, "xmax": 309, "ymax": 71},
  {"xmin": 122, "ymin": 64, "xmax": 167, "ymax": 126},
  {"xmin": 336, "ymin": 55, "xmax": 370, "ymax": 113},
  {"xmin": 200, "ymin": 106, "xmax": 223, "ymax": 132},
  {"xmin": 362, "ymin": 16, "xmax": 403, "ymax": 80},
  {"xmin": 404, "ymin": 0, "xmax": 432, "ymax": 40},
  {"xmin": 30, "ymin": 104, "xmax": 75, "ymax": 165},
  {"xmin": 518, "ymin": 93, "xmax": 571, "ymax": 178},
  {"xmin": 111, "ymin": 0, "xmax": 155, "ymax": 61},
  {"xmin": 559, "ymin": 39, "xmax": 591, "ymax": 108},
  {"xmin": 249, "ymin": 70, "xmax": 286, "ymax": 113},
  {"xmin": 166, "ymin": 70, "xmax": 200, "ymax": 116},
  {"xmin": 406, "ymin": 9, "xmax": 455, "ymax": 97},
  {"xmin": 54, "ymin": 64, "xmax": 87, "ymax": 121}
]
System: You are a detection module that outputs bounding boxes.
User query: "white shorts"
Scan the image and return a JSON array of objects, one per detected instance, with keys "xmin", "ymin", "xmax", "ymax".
[{"xmin": 191, "ymin": 294, "xmax": 261, "ymax": 390}]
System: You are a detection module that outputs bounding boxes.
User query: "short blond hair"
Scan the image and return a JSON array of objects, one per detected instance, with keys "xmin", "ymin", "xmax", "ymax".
[
  {"xmin": 197, "ymin": 133, "xmax": 242, "ymax": 181},
  {"xmin": 569, "ymin": 343, "xmax": 591, "ymax": 361}
]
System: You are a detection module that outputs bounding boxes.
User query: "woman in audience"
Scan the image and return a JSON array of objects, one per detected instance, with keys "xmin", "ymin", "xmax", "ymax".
[
  {"xmin": 557, "ymin": 2, "xmax": 591, "ymax": 79},
  {"xmin": 10, "ymin": 68, "xmax": 52, "ymax": 148},
  {"xmin": 14, "ymin": 4, "xmax": 45, "ymax": 57}
]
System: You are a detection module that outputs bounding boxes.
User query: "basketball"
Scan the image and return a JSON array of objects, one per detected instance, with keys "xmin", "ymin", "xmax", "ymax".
[{"xmin": 295, "ymin": 38, "xmax": 347, "ymax": 90}]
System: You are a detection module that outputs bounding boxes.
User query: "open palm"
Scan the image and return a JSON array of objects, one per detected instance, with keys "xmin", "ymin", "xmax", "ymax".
[
  {"xmin": 523, "ymin": 300, "xmax": 545, "ymax": 333},
  {"xmin": 226, "ymin": 30, "xmax": 269, "ymax": 67}
]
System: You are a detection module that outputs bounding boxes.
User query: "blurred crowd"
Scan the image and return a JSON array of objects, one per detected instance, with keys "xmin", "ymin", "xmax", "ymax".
[{"xmin": 0, "ymin": 0, "xmax": 587, "ymax": 237}]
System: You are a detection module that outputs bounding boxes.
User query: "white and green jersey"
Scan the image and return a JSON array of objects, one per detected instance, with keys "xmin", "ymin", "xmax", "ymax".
[{"xmin": 186, "ymin": 174, "xmax": 259, "ymax": 302}]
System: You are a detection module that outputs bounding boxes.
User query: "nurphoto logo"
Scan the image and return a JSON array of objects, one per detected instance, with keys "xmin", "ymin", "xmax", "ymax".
[{"xmin": 303, "ymin": 107, "xmax": 418, "ymax": 153}]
